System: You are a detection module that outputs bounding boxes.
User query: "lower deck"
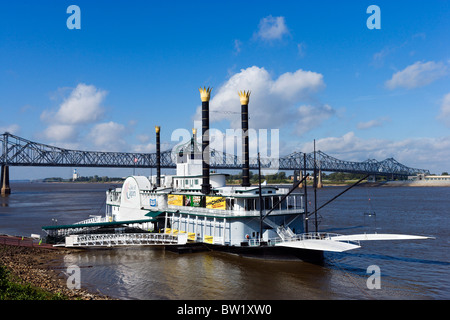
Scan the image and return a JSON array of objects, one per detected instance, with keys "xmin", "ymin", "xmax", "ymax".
[{"xmin": 162, "ymin": 209, "xmax": 305, "ymax": 246}]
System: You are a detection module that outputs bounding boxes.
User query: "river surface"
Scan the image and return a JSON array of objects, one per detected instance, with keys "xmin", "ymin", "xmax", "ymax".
[{"xmin": 0, "ymin": 182, "xmax": 449, "ymax": 300}]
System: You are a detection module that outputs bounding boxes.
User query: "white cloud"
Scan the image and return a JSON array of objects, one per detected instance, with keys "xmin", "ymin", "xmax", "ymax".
[
  {"xmin": 88, "ymin": 121, "xmax": 127, "ymax": 152},
  {"xmin": 295, "ymin": 104, "xmax": 335, "ymax": 136},
  {"xmin": 54, "ymin": 83, "xmax": 107, "ymax": 125},
  {"xmin": 438, "ymin": 93, "xmax": 450, "ymax": 127},
  {"xmin": 301, "ymin": 132, "xmax": 450, "ymax": 174},
  {"xmin": 297, "ymin": 42, "xmax": 306, "ymax": 58},
  {"xmin": 0, "ymin": 124, "xmax": 20, "ymax": 135},
  {"xmin": 132, "ymin": 142, "xmax": 156, "ymax": 153},
  {"xmin": 41, "ymin": 83, "xmax": 109, "ymax": 144},
  {"xmin": 43, "ymin": 124, "xmax": 78, "ymax": 142},
  {"xmin": 385, "ymin": 61, "xmax": 447, "ymax": 90},
  {"xmin": 357, "ymin": 117, "xmax": 390, "ymax": 130},
  {"xmin": 195, "ymin": 66, "xmax": 327, "ymax": 134},
  {"xmin": 233, "ymin": 39, "xmax": 242, "ymax": 55},
  {"xmin": 255, "ymin": 16, "xmax": 289, "ymax": 41}
]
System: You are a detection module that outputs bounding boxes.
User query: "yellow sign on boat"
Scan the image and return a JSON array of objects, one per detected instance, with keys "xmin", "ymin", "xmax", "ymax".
[
  {"xmin": 204, "ymin": 235, "xmax": 214, "ymax": 244},
  {"xmin": 206, "ymin": 196, "xmax": 226, "ymax": 210},
  {"xmin": 165, "ymin": 228, "xmax": 180, "ymax": 234},
  {"xmin": 168, "ymin": 194, "xmax": 183, "ymax": 206},
  {"xmin": 188, "ymin": 232, "xmax": 196, "ymax": 241}
]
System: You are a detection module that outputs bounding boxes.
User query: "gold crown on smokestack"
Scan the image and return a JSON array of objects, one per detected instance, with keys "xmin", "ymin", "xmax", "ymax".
[
  {"xmin": 199, "ymin": 87, "xmax": 212, "ymax": 102},
  {"xmin": 238, "ymin": 90, "xmax": 251, "ymax": 105},
  {"xmin": 155, "ymin": 126, "xmax": 160, "ymax": 133}
]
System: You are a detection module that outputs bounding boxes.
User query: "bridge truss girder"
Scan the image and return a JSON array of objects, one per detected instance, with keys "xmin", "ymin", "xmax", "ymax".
[{"xmin": 1, "ymin": 132, "xmax": 430, "ymax": 177}]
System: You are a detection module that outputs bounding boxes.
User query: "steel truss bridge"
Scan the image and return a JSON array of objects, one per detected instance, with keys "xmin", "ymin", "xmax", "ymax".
[{"xmin": 1, "ymin": 132, "xmax": 429, "ymax": 177}]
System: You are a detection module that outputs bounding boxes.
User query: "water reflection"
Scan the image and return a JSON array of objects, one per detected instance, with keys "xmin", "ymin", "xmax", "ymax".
[{"xmin": 62, "ymin": 248, "xmax": 343, "ymax": 300}]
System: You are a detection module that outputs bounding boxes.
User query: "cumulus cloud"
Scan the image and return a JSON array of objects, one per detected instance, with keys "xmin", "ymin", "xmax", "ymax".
[
  {"xmin": 233, "ymin": 39, "xmax": 242, "ymax": 55},
  {"xmin": 438, "ymin": 93, "xmax": 450, "ymax": 127},
  {"xmin": 297, "ymin": 42, "xmax": 306, "ymax": 58},
  {"xmin": 385, "ymin": 61, "xmax": 447, "ymax": 90},
  {"xmin": 41, "ymin": 83, "xmax": 108, "ymax": 143},
  {"xmin": 54, "ymin": 83, "xmax": 106, "ymax": 125},
  {"xmin": 255, "ymin": 16, "xmax": 289, "ymax": 41},
  {"xmin": 43, "ymin": 124, "xmax": 78, "ymax": 142},
  {"xmin": 300, "ymin": 132, "xmax": 450, "ymax": 174},
  {"xmin": 295, "ymin": 104, "xmax": 335, "ymax": 136},
  {"xmin": 195, "ymin": 66, "xmax": 328, "ymax": 134},
  {"xmin": 0, "ymin": 124, "xmax": 20, "ymax": 135},
  {"xmin": 357, "ymin": 117, "xmax": 390, "ymax": 130},
  {"xmin": 88, "ymin": 121, "xmax": 127, "ymax": 152}
]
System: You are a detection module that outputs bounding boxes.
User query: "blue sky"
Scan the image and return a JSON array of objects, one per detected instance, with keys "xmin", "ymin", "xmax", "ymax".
[{"xmin": 1, "ymin": 0, "xmax": 449, "ymax": 179}]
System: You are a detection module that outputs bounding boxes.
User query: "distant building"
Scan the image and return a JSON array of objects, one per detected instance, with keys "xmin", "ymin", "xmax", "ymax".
[
  {"xmin": 408, "ymin": 174, "xmax": 450, "ymax": 181},
  {"xmin": 404, "ymin": 174, "xmax": 450, "ymax": 186}
]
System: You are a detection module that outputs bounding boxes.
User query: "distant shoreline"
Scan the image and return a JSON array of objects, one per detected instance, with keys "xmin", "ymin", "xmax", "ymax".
[{"xmin": 11, "ymin": 180, "xmax": 450, "ymax": 187}]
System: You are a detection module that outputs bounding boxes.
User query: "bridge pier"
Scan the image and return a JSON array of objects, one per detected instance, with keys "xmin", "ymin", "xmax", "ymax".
[
  {"xmin": 1, "ymin": 165, "xmax": 11, "ymax": 195},
  {"xmin": 317, "ymin": 169, "xmax": 323, "ymax": 189},
  {"xmin": 298, "ymin": 170, "xmax": 303, "ymax": 188}
]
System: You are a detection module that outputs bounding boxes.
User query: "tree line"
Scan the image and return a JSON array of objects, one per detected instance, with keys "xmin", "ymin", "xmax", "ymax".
[{"xmin": 43, "ymin": 176, "xmax": 124, "ymax": 183}]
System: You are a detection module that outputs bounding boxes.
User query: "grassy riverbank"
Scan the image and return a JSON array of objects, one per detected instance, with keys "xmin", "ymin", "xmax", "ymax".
[
  {"xmin": 0, "ymin": 244, "xmax": 114, "ymax": 300},
  {"xmin": 0, "ymin": 264, "xmax": 65, "ymax": 300}
]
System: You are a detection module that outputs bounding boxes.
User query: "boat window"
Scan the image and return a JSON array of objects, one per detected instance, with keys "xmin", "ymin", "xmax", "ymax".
[
  {"xmin": 287, "ymin": 196, "xmax": 292, "ymax": 209},
  {"xmin": 246, "ymin": 199, "xmax": 255, "ymax": 211},
  {"xmin": 264, "ymin": 197, "xmax": 270, "ymax": 210},
  {"xmin": 226, "ymin": 198, "xmax": 235, "ymax": 210},
  {"xmin": 281, "ymin": 197, "xmax": 287, "ymax": 210}
]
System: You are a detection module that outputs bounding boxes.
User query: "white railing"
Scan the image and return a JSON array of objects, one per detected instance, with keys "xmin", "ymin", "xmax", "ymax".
[
  {"xmin": 74, "ymin": 215, "xmax": 108, "ymax": 225},
  {"xmin": 167, "ymin": 205, "xmax": 303, "ymax": 218},
  {"xmin": 65, "ymin": 232, "xmax": 186, "ymax": 247}
]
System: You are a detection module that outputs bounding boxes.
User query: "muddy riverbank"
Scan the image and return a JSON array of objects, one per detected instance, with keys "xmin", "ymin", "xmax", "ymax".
[{"xmin": 0, "ymin": 239, "xmax": 115, "ymax": 300}]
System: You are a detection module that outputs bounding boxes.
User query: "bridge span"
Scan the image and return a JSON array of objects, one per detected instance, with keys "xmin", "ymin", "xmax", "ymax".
[{"xmin": 1, "ymin": 132, "xmax": 429, "ymax": 194}]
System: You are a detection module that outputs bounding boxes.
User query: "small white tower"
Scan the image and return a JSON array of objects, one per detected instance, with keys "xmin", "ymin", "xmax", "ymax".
[{"xmin": 73, "ymin": 169, "xmax": 79, "ymax": 181}]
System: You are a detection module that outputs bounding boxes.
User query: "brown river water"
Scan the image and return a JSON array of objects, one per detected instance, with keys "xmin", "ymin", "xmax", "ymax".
[{"xmin": 1, "ymin": 182, "xmax": 449, "ymax": 300}]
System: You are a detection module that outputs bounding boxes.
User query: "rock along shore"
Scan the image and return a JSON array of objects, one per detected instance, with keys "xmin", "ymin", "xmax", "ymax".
[{"xmin": 0, "ymin": 240, "xmax": 116, "ymax": 300}]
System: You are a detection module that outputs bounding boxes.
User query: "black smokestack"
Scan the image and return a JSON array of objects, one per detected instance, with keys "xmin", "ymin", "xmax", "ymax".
[
  {"xmin": 199, "ymin": 87, "xmax": 212, "ymax": 194},
  {"xmin": 155, "ymin": 126, "xmax": 161, "ymax": 187},
  {"xmin": 239, "ymin": 91, "xmax": 251, "ymax": 187}
]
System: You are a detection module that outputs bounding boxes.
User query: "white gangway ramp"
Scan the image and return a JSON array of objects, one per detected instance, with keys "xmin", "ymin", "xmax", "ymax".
[
  {"xmin": 274, "ymin": 233, "xmax": 434, "ymax": 253},
  {"xmin": 275, "ymin": 233, "xmax": 361, "ymax": 252},
  {"xmin": 63, "ymin": 232, "xmax": 188, "ymax": 248},
  {"xmin": 329, "ymin": 233, "xmax": 434, "ymax": 241}
]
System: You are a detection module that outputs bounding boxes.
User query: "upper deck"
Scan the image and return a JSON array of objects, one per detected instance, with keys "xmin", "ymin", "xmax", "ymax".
[{"xmin": 106, "ymin": 181, "xmax": 305, "ymax": 219}]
